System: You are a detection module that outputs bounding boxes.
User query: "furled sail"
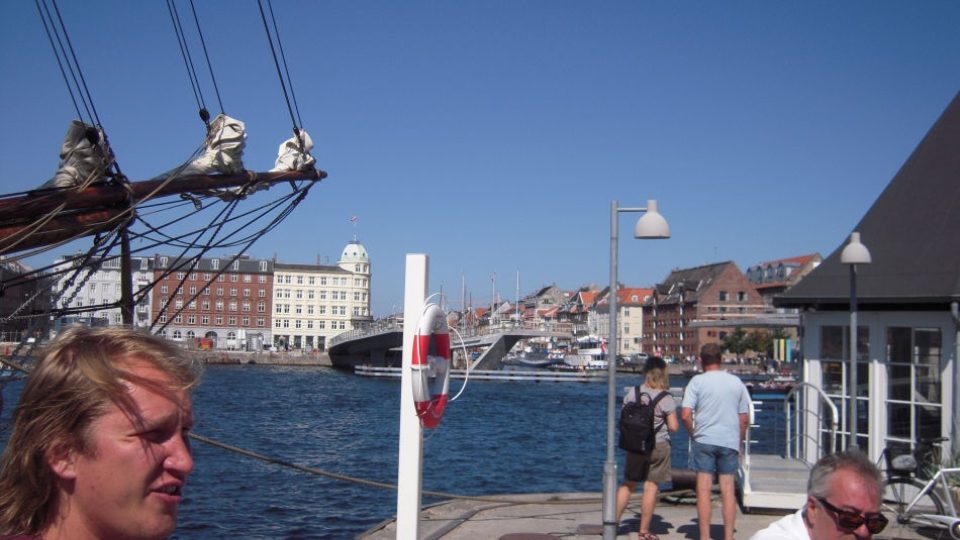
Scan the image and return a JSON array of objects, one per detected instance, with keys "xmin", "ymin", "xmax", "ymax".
[
  {"xmin": 167, "ymin": 113, "xmax": 247, "ymax": 178},
  {"xmin": 39, "ymin": 120, "xmax": 111, "ymax": 189},
  {"xmin": 272, "ymin": 129, "xmax": 316, "ymax": 172}
]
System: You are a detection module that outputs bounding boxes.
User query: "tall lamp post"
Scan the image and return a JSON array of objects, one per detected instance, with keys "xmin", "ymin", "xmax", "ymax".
[
  {"xmin": 841, "ymin": 232, "xmax": 871, "ymax": 449},
  {"xmin": 602, "ymin": 200, "xmax": 670, "ymax": 540}
]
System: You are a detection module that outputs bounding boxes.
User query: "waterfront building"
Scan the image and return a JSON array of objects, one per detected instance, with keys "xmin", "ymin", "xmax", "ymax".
[
  {"xmin": 593, "ymin": 286, "xmax": 654, "ymax": 358},
  {"xmin": 272, "ymin": 238, "xmax": 371, "ymax": 351},
  {"xmin": 151, "ymin": 254, "xmax": 273, "ymax": 350},
  {"xmin": 0, "ymin": 258, "xmax": 52, "ymax": 342},
  {"xmin": 777, "ymin": 91, "xmax": 960, "ymax": 461},
  {"xmin": 559, "ymin": 287, "xmax": 601, "ymax": 336},
  {"xmin": 745, "ymin": 253, "xmax": 822, "ymax": 309},
  {"xmin": 642, "ymin": 261, "xmax": 766, "ymax": 361},
  {"xmin": 51, "ymin": 255, "xmax": 154, "ymax": 330}
]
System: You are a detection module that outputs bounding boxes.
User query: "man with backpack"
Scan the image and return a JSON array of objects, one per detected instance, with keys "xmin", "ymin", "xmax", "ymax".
[
  {"xmin": 681, "ymin": 343, "xmax": 751, "ymax": 540},
  {"xmin": 616, "ymin": 356, "xmax": 678, "ymax": 539}
]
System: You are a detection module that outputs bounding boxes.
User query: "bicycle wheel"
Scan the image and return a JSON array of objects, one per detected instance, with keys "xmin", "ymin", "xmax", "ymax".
[{"xmin": 882, "ymin": 477, "xmax": 945, "ymax": 525}]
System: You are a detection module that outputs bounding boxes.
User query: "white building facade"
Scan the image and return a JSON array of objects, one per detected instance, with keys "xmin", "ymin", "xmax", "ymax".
[
  {"xmin": 52, "ymin": 255, "xmax": 154, "ymax": 329},
  {"xmin": 272, "ymin": 239, "xmax": 371, "ymax": 351}
]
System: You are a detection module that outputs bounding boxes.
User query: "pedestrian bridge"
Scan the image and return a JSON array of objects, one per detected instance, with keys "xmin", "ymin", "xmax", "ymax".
[{"xmin": 328, "ymin": 321, "xmax": 568, "ymax": 370}]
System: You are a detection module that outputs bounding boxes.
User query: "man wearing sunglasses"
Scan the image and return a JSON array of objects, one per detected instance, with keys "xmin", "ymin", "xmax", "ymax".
[{"xmin": 749, "ymin": 450, "xmax": 887, "ymax": 539}]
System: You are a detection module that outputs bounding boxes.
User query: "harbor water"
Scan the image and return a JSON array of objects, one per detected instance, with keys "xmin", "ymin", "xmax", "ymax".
[{"xmin": 0, "ymin": 366, "xmax": 789, "ymax": 539}]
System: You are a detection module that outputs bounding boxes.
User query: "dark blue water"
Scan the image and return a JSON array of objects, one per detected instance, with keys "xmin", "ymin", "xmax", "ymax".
[{"xmin": 0, "ymin": 367, "xmax": 787, "ymax": 539}]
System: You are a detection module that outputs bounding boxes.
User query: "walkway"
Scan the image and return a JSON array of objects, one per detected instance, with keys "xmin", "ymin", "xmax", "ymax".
[{"xmin": 358, "ymin": 491, "xmax": 935, "ymax": 539}]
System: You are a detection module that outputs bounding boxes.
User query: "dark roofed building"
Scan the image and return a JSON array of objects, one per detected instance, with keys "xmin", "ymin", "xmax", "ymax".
[
  {"xmin": 746, "ymin": 253, "xmax": 822, "ymax": 308},
  {"xmin": 643, "ymin": 261, "xmax": 765, "ymax": 362},
  {"xmin": 775, "ymin": 91, "xmax": 960, "ymax": 459}
]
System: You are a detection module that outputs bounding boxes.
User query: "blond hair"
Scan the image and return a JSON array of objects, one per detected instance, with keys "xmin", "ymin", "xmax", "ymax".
[
  {"xmin": 0, "ymin": 325, "xmax": 200, "ymax": 536},
  {"xmin": 643, "ymin": 356, "xmax": 669, "ymax": 390}
]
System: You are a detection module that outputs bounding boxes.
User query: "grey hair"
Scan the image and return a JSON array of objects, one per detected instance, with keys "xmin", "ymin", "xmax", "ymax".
[{"xmin": 807, "ymin": 450, "xmax": 884, "ymax": 499}]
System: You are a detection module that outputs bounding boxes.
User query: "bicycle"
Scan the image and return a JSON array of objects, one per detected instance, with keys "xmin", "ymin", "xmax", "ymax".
[{"xmin": 879, "ymin": 437, "xmax": 960, "ymax": 539}]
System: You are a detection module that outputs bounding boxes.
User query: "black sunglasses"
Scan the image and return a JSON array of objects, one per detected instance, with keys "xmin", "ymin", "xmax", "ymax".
[{"xmin": 816, "ymin": 496, "xmax": 888, "ymax": 534}]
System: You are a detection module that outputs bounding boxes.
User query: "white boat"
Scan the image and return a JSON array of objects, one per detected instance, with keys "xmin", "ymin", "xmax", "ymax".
[{"xmin": 561, "ymin": 336, "xmax": 608, "ymax": 370}]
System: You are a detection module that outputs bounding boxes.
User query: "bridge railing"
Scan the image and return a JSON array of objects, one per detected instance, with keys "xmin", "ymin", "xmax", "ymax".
[{"xmin": 329, "ymin": 318, "xmax": 574, "ymax": 348}]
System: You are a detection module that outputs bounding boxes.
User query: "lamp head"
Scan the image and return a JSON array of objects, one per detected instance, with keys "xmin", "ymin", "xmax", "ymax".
[
  {"xmin": 634, "ymin": 200, "xmax": 671, "ymax": 239},
  {"xmin": 841, "ymin": 232, "xmax": 871, "ymax": 265}
]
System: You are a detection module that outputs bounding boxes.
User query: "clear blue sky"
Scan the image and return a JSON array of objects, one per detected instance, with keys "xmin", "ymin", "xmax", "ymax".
[{"xmin": 2, "ymin": 1, "xmax": 959, "ymax": 317}]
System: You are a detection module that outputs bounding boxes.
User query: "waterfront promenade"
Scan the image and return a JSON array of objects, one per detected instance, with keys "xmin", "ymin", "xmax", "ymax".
[{"xmin": 359, "ymin": 492, "xmax": 932, "ymax": 539}]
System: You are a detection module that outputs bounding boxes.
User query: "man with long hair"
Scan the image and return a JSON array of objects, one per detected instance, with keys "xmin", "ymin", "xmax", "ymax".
[{"xmin": 0, "ymin": 326, "xmax": 200, "ymax": 540}]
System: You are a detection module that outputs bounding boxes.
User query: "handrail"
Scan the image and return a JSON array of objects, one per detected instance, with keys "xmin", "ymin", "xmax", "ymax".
[{"xmin": 785, "ymin": 382, "xmax": 839, "ymax": 463}]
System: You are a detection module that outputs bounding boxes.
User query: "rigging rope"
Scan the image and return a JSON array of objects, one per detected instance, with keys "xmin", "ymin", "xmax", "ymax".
[
  {"xmin": 188, "ymin": 0, "xmax": 225, "ymax": 115},
  {"xmin": 35, "ymin": 0, "xmax": 124, "ymax": 180},
  {"xmin": 256, "ymin": 0, "xmax": 306, "ymax": 153},
  {"xmin": 48, "ymin": 0, "xmax": 102, "ymax": 128},
  {"xmin": 33, "ymin": 0, "xmax": 82, "ymax": 122},
  {"xmin": 166, "ymin": 0, "xmax": 208, "ymax": 124},
  {"xmin": 266, "ymin": 0, "xmax": 303, "ymax": 129}
]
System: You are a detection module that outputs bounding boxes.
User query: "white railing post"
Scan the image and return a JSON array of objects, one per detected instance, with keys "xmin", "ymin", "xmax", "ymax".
[{"xmin": 396, "ymin": 254, "xmax": 428, "ymax": 539}]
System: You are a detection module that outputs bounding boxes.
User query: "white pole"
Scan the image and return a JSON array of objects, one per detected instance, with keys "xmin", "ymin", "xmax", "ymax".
[
  {"xmin": 516, "ymin": 269, "xmax": 520, "ymax": 326},
  {"xmin": 397, "ymin": 254, "xmax": 428, "ymax": 539}
]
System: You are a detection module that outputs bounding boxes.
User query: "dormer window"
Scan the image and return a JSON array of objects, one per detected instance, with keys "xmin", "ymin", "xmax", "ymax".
[
  {"xmin": 212, "ymin": 259, "xmax": 220, "ymax": 270},
  {"xmin": 260, "ymin": 261, "xmax": 268, "ymax": 272}
]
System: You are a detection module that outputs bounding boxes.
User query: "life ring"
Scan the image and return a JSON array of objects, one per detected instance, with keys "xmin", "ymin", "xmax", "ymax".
[{"xmin": 410, "ymin": 303, "xmax": 451, "ymax": 429}]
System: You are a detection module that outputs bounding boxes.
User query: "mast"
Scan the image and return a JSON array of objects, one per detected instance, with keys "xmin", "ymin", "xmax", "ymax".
[{"xmin": 119, "ymin": 225, "xmax": 134, "ymax": 326}]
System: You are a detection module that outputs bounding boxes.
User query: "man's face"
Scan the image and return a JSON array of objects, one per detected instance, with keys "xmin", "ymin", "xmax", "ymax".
[
  {"xmin": 806, "ymin": 468, "xmax": 883, "ymax": 540},
  {"xmin": 56, "ymin": 358, "xmax": 194, "ymax": 540}
]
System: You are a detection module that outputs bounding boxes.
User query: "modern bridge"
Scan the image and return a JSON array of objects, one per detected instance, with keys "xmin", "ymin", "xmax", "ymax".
[{"xmin": 328, "ymin": 321, "xmax": 569, "ymax": 371}]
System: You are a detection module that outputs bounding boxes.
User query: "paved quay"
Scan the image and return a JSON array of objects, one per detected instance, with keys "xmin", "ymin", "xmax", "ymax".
[{"xmin": 358, "ymin": 491, "xmax": 937, "ymax": 539}]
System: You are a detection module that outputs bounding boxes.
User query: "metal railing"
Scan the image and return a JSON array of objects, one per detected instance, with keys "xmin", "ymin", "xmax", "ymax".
[
  {"xmin": 329, "ymin": 318, "xmax": 575, "ymax": 348},
  {"xmin": 785, "ymin": 382, "xmax": 839, "ymax": 464}
]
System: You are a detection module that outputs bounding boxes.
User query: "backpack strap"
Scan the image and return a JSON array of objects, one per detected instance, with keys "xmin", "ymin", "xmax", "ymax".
[{"xmin": 650, "ymin": 391, "xmax": 669, "ymax": 434}]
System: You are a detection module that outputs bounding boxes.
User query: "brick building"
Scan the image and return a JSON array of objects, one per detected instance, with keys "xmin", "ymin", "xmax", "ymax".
[
  {"xmin": 151, "ymin": 254, "xmax": 273, "ymax": 350},
  {"xmin": 643, "ymin": 261, "xmax": 766, "ymax": 361}
]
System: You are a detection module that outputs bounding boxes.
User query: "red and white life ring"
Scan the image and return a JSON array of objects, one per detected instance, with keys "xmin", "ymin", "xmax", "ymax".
[{"xmin": 411, "ymin": 303, "xmax": 451, "ymax": 429}]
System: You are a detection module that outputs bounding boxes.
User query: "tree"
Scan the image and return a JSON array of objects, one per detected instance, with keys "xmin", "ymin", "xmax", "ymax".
[{"xmin": 722, "ymin": 327, "xmax": 749, "ymax": 356}]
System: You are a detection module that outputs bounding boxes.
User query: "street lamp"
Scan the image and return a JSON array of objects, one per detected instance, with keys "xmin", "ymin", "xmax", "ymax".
[
  {"xmin": 841, "ymin": 231, "xmax": 871, "ymax": 449},
  {"xmin": 602, "ymin": 199, "xmax": 670, "ymax": 540}
]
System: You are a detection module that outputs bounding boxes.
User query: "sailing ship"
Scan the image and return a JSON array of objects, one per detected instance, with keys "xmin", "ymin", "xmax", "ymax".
[{"xmin": 0, "ymin": 1, "xmax": 327, "ymax": 366}]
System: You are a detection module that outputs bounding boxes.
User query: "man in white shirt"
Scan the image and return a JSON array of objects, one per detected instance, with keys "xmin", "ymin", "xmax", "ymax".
[{"xmin": 750, "ymin": 450, "xmax": 887, "ymax": 540}]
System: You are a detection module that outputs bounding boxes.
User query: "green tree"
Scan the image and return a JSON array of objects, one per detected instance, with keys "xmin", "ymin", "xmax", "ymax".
[
  {"xmin": 749, "ymin": 329, "xmax": 772, "ymax": 357},
  {"xmin": 722, "ymin": 327, "xmax": 749, "ymax": 356}
]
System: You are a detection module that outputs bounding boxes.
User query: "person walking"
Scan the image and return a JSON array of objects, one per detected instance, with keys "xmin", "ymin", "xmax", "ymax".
[
  {"xmin": 616, "ymin": 356, "xmax": 679, "ymax": 540},
  {"xmin": 681, "ymin": 343, "xmax": 751, "ymax": 540}
]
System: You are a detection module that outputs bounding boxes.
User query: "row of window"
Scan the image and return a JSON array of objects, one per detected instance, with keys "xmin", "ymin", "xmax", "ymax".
[
  {"xmin": 158, "ymin": 329, "xmax": 244, "ymax": 341},
  {"xmin": 717, "ymin": 291, "xmax": 749, "ymax": 302},
  {"xmin": 275, "ymin": 275, "xmax": 367, "ymax": 286},
  {"xmin": 159, "ymin": 257, "xmax": 270, "ymax": 273},
  {"xmin": 275, "ymin": 304, "xmax": 349, "ymax": 316},
  {"xmin": 157, "ymin": 314, "xmax": 266, "ymax": 327},
  {"xmin": 160, "ymin": 285, "xmax": 267, "ymax": 298},
  {"xmin": 817, "ymin": 325, "xmax": 942, "ymax": 446},
  {"xmin": 274, "ymin": 319, "xmax": 347, "ymax": 330},
  {"xmin": 159, "ymin": 298, "xmax": 267, "ymax": 312},
  {"xmin": 274, "ymin": 289, "xmax": 363, "ymax": 301},
  {"xmin": 166, "ymin": 273, "xmax": 268, "ymax": 284}
]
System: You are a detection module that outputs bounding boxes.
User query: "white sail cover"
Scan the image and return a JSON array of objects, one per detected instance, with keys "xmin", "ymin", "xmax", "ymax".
[
  {"xmin": 271, "ymin": 129, "xmax": 315, "ymax": 172},
  {"xmin": 40, "ymin": 120, "xmax": 111, "ymax": 189},
  {"xmin": 175, "ymin": 113, "xmax": 246, "ymax": 177}
]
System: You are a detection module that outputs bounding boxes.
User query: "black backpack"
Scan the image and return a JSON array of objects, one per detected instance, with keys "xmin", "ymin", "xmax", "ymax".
[{"xmin": 618, "ymin": 387, "xmax": 668, "ymax": 454}]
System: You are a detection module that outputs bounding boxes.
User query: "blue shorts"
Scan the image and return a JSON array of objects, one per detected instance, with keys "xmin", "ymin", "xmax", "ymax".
[{"xmin": 691, "ymin": 441, "xmax": 739, "ymax": 475}]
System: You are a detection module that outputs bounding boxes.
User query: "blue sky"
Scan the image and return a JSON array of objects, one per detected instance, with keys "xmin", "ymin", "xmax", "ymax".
[{"xmin": 2, "ymin": 1, "xmax": 959, "ymax": 317}]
